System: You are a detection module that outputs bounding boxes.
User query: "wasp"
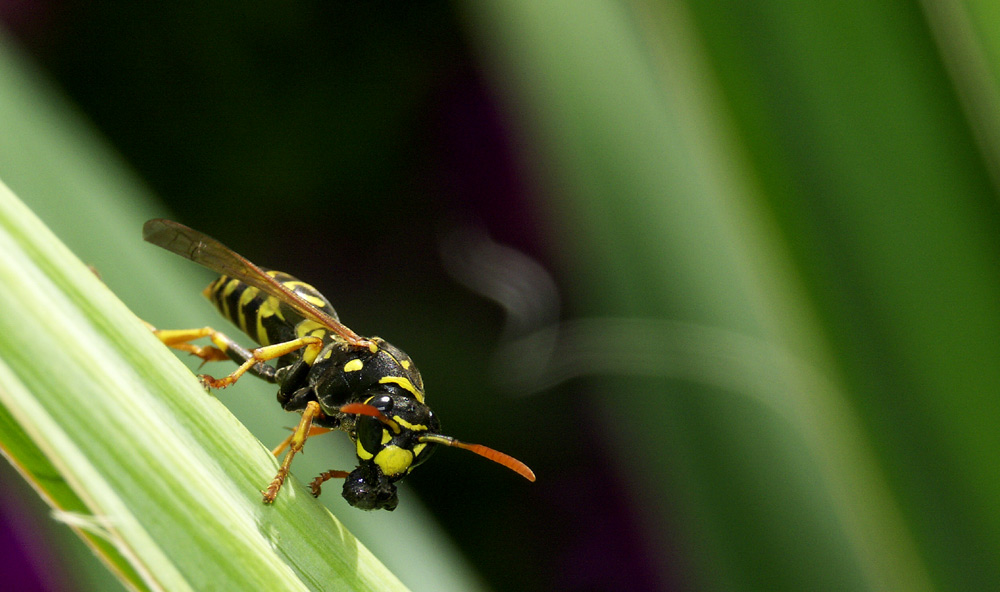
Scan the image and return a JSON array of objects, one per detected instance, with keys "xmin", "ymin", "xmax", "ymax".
[{"xmin": 143, "ymin": 219, "xmax": 534, "ymax": 510}]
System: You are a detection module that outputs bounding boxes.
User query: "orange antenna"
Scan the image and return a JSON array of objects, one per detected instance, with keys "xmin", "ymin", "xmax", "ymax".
[
  {"xmin": 419, "ymin": 433, "xmax": 536, "ymax": 482},
  {"xmin": 340, "ymin": 403, "xmax": 401, "ymax": 433}
]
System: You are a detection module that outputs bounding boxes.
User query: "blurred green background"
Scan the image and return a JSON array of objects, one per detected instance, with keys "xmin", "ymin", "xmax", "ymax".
[{"xmin": 2, "ymin": 1, "xmax": 1000, "ymax": 590}]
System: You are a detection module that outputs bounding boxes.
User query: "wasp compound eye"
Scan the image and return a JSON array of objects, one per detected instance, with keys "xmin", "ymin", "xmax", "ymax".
[
  {"xmin": 343, "ymin": 464, "xmax": 398, "ymax": 511},
  {"xmin": 356, "ymin": 414, "xmax": 384, "ymax": 459},
  {"xmin": 370, "ymin": 393, "xmax": 393, "ymax": 412}
]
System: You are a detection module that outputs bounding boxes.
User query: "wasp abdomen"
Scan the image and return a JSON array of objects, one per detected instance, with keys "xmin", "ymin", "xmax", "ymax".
[{"xmin": 204, "ymin": 270, "xmax": 339, "ymax": 347}]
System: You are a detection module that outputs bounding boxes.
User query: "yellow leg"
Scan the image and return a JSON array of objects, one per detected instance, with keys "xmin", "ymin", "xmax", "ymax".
[
  {"xmin": 271, "ymin": 426, "xmax": 332, "ymax": 456},
  {"xmin": 264, "ymin": 401, "xmax": 323, "ymax": 503},
  {"xmin": 150, "ymin": 321, "xmax": 323, "ymax": 390},
  {"xmin": 149, "ymin": 325, "xmax": 230, "ymax": 363},
  {"xmin": 200, "ymin": 336, "xmax": 323, "ymax": 389}
]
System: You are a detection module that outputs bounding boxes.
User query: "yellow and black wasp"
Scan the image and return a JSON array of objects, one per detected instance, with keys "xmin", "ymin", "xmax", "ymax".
[{"xmin": 143, "ymin": 219, "xmax": 534, "ymax": 510}]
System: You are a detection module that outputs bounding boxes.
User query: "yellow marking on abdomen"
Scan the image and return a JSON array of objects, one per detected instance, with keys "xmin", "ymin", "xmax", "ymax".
[
  {"xmin": 205, "ymin": 277, "xmax": 238, "ymax": 321},
  {"xmin": 278, "ymin": 279, "xmax": 329, "ymax": 308},
  {"xmin": 237, "ymin": 286, "xmax": 260, "ymax": 335},
  {"xmin": 281, "ymin": 279, "xmax": 315, "ymax": 290},
  {"xmin": 255, "ymin": 295, "xmax": 284, "ymax": 345},
  {"xmin": 295, "ymin": 320, "xmax": 327, "ymax": 340}
]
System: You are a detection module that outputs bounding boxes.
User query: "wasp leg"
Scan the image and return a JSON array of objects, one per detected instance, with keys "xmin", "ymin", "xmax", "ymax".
[
  {"xmin": 264, "ymin": 400, "xmax": 324, "ymax": 503},
  {"xmin": 200, "ymin": 336, "xmax": 323, "ymax": 389},
  {"xmin": 149, "ymin": 325, "xmax": 230, "ymax": 364},
  {"xmin": 271, "ymin": 426, "xmax": 331, "ymax": 456},
  {"xmin": 151, "ymin": 325, "xmax": 270, "ymax": 381},
  {"xmin": 151, "ymin": 324, "xmax": 322, "ymax": 389},
  {"xmin": 310, "ymin": 470, "xmax": 351, "ymax": 497}
]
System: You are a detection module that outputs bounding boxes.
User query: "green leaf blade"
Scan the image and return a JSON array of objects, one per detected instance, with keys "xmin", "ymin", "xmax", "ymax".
[{"xmin": 0, "ymin": 181, "xmax": 409, "ymax": 591}]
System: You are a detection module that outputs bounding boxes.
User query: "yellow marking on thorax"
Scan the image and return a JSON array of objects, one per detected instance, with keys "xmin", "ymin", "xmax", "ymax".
[
  {"xmin": 383, "ymin": 348, "xmax": 411, "ymax": 370},
  {"xmin": 393, "ymin": 416, "xmax": 428, "ymax": 432},
  {"xmin": 379, "ymin": 376, "xmax": 424, "ymax": 404},
  {"xmin": 344, "ymin": 359, "xmax": 364, "ymax": 372}
]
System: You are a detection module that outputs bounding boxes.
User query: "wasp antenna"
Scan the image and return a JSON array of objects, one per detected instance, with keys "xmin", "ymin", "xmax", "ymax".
[
  {"xmin": 340, "ymin": 403, "xmax": 401, "ymax": 432},
  {"xmin": 419, "ymin": 434, "xmax": 535, "ymax": 482}
]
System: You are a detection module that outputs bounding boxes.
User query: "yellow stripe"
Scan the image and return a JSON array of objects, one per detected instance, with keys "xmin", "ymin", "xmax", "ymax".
[
  {"xmin": 214, "ymin": 277, "xmax": 239, "ymax": 321},
  {"xmin": 255, "ymin": 296, "xmax": 283, "ymax": 345},
  {"xmin": 280, "ymin": 279, "xmax": 314, "ymax": 290},
  {"xmin": 295, "ymin": 320, "xmax": 327, "ymax": 340},
  {"xmin": 222, "ymin": 278, "xmax": 239, "ymax": 297},
  {"xmin": 393, "ymin": 416, "xmax": 428, "ymax": 432},
  {"xmin": 237, "ymin": 286, "xmax": 259, "ymax": 335},
  {"xmin": 379, "ymin": 376, "xmax": 424, "ymax": 404}
]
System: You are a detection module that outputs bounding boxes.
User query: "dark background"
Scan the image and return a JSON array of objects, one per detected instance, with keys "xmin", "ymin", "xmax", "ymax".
[
  {"xmin": 3, "ymin": 2, "xmax": 1000, "ymax": 591},
  {"xmin": 1, "ymin": 3, "xmax": 664, "ymax": 591}
]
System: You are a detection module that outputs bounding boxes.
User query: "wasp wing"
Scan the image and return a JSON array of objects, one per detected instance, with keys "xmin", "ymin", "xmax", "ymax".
[{"xmin": 143, "ymin": 218, "xmax": 368, "ymax": 346}]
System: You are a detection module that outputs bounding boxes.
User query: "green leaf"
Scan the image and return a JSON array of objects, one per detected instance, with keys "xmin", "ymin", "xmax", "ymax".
[
  {"xmin": 0, "ymin": 31, "xmax": 490, "ymax": 590},
  {"xmin": 0, "ymin": 180, "xmax": 413, "ymax": 590}
]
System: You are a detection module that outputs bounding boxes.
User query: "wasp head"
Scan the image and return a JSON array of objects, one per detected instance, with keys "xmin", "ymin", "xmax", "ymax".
[
  {"xmin": 343, "ymin": 392, "xmax": 439, "ymax": 510},
  {"xmin": 339, "ymin": 388, "xmax": 535, "ymax": 510}
]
